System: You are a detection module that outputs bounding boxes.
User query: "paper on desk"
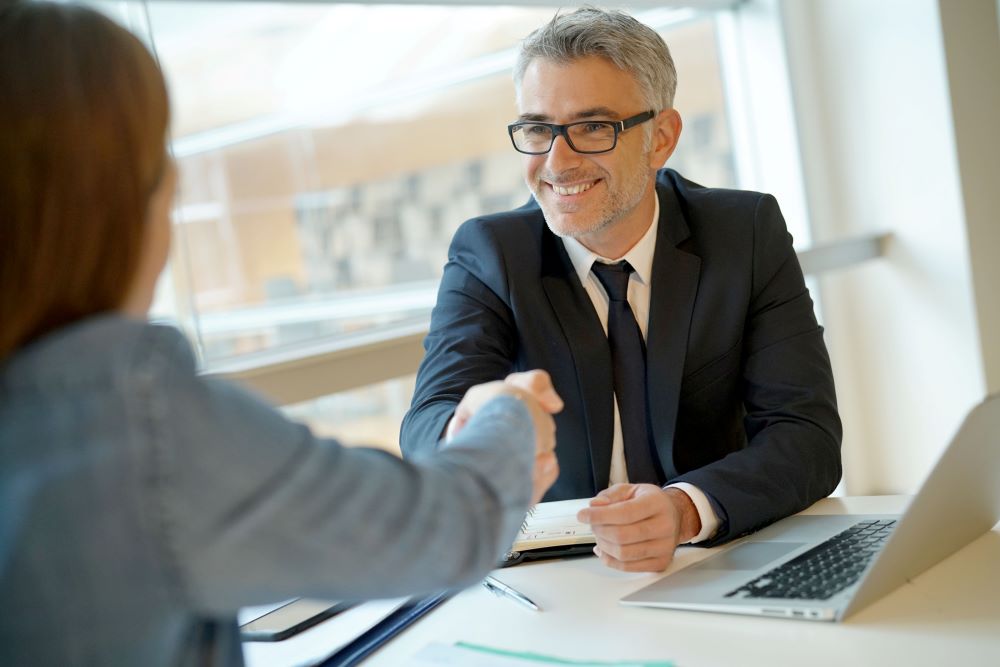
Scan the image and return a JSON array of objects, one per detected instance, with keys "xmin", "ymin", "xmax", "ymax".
[{"xmin": 405, "ymin": 641, "xmax": 675, "ymax": 666}]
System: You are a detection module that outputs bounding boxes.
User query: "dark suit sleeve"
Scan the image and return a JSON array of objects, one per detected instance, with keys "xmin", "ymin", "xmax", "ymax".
[
  {"xmin": 674, "ymin": 194, "xmax": 843, "ymax": 544},
  {"xmin": 400, "ymin": 220, "xmax": 518, "ymax": 456}
]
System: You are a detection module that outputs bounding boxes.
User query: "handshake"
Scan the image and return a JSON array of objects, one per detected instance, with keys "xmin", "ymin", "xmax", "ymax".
[
  {"xmin": 446, "ymin": 370, "xmax": 563, "ymax": 506},
  {"xmin": 444, "ymin": 371, "xmax": 703, "ymax": 574}
]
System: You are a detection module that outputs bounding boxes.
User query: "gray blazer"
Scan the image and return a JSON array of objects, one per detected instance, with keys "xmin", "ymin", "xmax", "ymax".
[{"xmin": 0, "ymin": 316, "xmax": 534, "ymax": 666}]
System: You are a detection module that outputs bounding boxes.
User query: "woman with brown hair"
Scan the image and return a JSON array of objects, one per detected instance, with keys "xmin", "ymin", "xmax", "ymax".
[{"xmin": 0, "ymin": 3, "xmax": 560, "ymax": 665}]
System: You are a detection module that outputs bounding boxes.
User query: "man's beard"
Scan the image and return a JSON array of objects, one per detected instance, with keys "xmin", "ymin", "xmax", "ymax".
[{"xmin": 531, "ymin": 152, "xmax": 652, "ymax": 243}]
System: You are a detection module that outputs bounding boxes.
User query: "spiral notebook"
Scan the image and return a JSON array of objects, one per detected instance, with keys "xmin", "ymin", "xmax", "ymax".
[{"xmin": 502, "ymin": 498, "xmax": 596, "ymax": 566}]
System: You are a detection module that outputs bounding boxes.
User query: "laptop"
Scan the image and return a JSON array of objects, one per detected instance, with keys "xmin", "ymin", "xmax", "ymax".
[{"xmin": 621, "ymin": 393, "xmax": 1000, "ymax": 621}]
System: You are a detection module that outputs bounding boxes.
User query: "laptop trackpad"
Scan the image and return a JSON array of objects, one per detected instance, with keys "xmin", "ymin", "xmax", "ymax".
[{"xmin": 694, "ymin": 542, "xmax": 804, "ymax": 571}]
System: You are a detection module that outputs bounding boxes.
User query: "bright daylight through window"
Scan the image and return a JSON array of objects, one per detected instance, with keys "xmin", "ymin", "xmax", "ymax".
[
  {"xmin": 126, "ymin": 3, "xmax": 736, "ymax": 366},
  {"xmin": 94, "ymin": 1, "xmax": 739, "ymax": 451}
]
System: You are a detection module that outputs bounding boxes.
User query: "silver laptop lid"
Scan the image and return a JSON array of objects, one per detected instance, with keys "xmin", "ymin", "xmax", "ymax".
[{"xmin": 842, "ymin": 392, "xmax": 1000, "ymax": 617}]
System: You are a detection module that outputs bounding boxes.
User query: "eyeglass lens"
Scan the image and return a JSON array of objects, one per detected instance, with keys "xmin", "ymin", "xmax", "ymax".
[{"xmin": 511, "ymin": 122, "xmax": 618, "ymax": 154}]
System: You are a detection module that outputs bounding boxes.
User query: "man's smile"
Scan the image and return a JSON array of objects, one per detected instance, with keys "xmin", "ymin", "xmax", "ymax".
[
  {"xmin": 545, "ymin": 178, "xmax": 602, "ymax": 198},
  {"xmin": 549, "ymin": 179, "xmax": 600, "ymax": 196}
]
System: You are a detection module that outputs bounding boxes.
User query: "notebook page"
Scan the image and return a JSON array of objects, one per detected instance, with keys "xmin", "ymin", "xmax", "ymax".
[{"xmin": 512, "ymin": 498, "xmax": 595, "ymax": 551}]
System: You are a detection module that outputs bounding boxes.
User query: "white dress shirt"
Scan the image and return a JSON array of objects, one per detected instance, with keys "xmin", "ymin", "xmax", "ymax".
[{"xmin": 560, "ymin": 197, "xmax": 720, "ymax": 543}]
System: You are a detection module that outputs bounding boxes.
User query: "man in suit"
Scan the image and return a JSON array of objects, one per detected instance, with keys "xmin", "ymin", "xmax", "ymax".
[{"xmin": 400, "ymin": 7, "xmax": 842, "ymax": 572}]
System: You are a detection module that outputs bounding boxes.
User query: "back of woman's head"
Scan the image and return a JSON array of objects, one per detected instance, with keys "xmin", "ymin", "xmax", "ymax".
[{"xmin": 0, "ymin": 1, "xmax": 170, "ymax": 359}]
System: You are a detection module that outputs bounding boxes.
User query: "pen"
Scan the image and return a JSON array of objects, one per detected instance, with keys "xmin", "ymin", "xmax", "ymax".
[{"xmin": 482, "ymin": 575, "xmax": 541, "ymax": 612}]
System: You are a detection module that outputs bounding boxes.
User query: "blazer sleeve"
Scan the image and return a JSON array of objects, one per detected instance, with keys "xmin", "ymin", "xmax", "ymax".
[
  {"xmin": 673, "ymin": 194, "xmax": 843, "ymax": 544},
  {"xmin": 135, "ymin": 327, "xmax": 534, "ymax": 614},
  {"xmin": 399, "ymin": 219, "xmax": 519, "ymax": 457}
]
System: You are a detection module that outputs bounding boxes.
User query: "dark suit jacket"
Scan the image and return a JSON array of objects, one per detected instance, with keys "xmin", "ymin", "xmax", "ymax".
[{"xmin": 400, "ymin": 169, "xmax": 842, "ymax": 544}]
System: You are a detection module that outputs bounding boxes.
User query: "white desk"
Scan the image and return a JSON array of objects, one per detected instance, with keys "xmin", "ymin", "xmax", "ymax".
[{"xmin": 248, "ymin": 496, "xmax": 1000, "ymax": 667}]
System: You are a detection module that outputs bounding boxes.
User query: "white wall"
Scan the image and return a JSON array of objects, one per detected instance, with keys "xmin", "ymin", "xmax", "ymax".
[{"xmin": 776, "ymin": 0, "xmax": 998, "ymax": 494}]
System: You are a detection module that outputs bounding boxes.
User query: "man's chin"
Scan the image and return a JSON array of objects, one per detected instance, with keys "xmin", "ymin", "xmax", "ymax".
[
  {"xmin": 536, "ymin": 206, "xmax": 583, "ymax": 237},
  {"xmin": 541, "ymin": 211, "xmax": 604, "ymax": 241},
  {"xmin": 543, "ymin": 217, "xmax": 584, "ymax": 240}
]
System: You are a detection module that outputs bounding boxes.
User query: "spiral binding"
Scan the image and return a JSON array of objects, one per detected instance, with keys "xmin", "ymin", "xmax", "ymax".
[{"xmin": 518, "ymin": 504, "xmax": 538, "ymax": 533}]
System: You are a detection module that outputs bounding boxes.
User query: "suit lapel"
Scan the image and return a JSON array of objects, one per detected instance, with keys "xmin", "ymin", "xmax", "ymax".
[
  {"xmin": 646, "ymin": 181, "xmax": 701, "ymax": 481},
  {"xmin": 540, "ymin": 229, "xmax": 615, "ymax": 492}
]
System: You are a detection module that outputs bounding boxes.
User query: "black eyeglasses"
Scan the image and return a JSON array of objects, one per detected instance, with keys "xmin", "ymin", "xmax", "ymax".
[{"xmin": 507, "ymin": 110, "xmax": 656, "ymax": 155}]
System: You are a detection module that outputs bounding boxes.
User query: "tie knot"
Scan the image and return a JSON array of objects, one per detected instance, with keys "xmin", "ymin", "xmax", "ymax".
[{"xmin": 591, "ymin": 261, "xmax": 634, "ymax": 302}]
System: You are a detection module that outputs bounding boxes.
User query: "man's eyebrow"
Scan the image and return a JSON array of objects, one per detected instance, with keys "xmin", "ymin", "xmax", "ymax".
[
  {"xmin": 573, "ymin": 107, "xmax": 620, "ymax": 119},
  {"xmin": 516, "ymin": 107, "xmax": 622, "ymax": 123},
  {"xmin": 517, "ymin": 112, "xmax": 551, "ymax": 122}
]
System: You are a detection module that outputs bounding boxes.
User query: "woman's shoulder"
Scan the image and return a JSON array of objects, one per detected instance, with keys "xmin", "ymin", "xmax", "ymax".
[{"xmin": 1, "ymin": 315, "xmax": 196, "ymax": 392}]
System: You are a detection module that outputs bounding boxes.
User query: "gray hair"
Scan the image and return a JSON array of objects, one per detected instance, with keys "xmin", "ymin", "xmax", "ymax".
[{"xmin": 513, "ymin": 6, "xmax": 677, "ymax": 110}]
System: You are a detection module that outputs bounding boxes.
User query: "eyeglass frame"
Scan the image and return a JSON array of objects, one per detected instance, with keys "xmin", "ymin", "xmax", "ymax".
[{"xmin": 506, "ymin": 109, "xmax": 657, "ymax": 155}]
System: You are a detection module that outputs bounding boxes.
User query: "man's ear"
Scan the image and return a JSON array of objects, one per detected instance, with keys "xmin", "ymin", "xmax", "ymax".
[{"xmin": 648, "ymin": 108, "xmax": 683, "ymax": 168}]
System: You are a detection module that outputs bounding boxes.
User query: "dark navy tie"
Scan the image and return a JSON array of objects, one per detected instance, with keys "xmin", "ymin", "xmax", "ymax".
[{"xmin": 591, "ymin": 261, "xmax": 662, "ymax": 485}]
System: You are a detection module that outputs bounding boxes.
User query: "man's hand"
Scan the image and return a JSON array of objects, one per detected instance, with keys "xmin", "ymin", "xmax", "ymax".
[
  {"xmin": 577, "ymin": 484, "xmax": 701, "ymax": 572},
  {"xmin": 449, "ymin": 370, "xmax": 562, "ymax": 504}
]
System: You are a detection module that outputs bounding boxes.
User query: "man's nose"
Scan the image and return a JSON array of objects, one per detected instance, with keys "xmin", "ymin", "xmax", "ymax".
[{"xmin": 545, "ymin": 133, "xmax": 582, "ymax": 171}]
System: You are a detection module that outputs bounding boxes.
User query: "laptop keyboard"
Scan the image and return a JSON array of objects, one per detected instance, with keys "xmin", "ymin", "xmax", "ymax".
[{"xmin": 725, "ymin": 519, "xmax": 897, "ymax": 601}]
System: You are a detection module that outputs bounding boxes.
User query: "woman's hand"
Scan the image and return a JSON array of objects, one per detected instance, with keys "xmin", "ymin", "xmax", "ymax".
[{"xmin": 449, "ymin": 370, "xmax": 562, "ymax": 503}]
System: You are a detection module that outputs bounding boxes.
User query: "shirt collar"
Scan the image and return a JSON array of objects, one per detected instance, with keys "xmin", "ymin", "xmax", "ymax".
[{"xmin": 561, "ymin": 194, "xmax": 659, "ymax": 286}]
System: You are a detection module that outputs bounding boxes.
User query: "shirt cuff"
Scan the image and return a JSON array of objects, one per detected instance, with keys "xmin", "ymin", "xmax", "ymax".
[
  {"xmin": 666, "ymin": 482, "xmax": 720, "ymax": 544},
  {"xmin": 443, "ymin": 415, "xmax": 458, "ymax": 443}
]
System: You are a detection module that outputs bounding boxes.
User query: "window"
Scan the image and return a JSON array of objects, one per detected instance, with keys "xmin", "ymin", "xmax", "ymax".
[
  {"xmin": 94, "ymin": 1, "xmax": 778, "ymax": 451},
  {"xmin": 113, "ymin": 2, "xmax": 738, "ymax": 369}
]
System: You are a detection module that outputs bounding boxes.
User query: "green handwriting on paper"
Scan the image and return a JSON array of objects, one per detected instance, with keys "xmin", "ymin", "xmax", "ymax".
[{"xmin": 454, "ymin": 641, "xmax": 675, "ymax": 667}]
